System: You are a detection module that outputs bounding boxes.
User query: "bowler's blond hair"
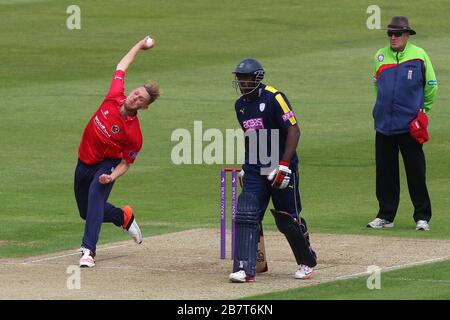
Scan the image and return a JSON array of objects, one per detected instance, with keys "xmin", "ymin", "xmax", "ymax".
[{"xmin": 143, "ymin": 81, "xmax": 161, "ymax": 104}]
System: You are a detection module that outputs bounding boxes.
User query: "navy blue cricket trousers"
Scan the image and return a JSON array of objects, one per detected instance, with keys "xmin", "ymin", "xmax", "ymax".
[
  {"xmin": 74, "ymin": 159, "xmax": 124, "ymax": 253},
  {"xmin": 232, "ymin": 164, "xmax": 311, "ymax": 275},
  {"xmin": 242, "ymin": 164, "xmax": 305, "ymax": 225}
]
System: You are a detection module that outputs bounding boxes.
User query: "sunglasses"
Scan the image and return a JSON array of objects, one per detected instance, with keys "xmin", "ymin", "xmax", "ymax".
[{"xmin": 387, "ymin": 31, "xmax": 406, "ymax": 38}]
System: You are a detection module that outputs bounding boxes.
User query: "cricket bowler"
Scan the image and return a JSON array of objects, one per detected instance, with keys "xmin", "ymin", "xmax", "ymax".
[{"xmin": 74, "ymin": 36, "xmax": 160, "ymax": 268}]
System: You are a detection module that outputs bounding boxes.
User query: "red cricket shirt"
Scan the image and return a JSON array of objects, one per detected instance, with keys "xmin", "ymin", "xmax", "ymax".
[{"xmin": 78, "ymin": 70, "xmax": 143, "ymax": 165}]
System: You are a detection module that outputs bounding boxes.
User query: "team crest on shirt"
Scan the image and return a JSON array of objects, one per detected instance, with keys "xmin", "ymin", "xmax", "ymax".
[
  {"xmin": 111, "ymin": 125, "xmax": 121, "ymax": 134},
  {"xmin": 378, "ymin": 54, "xmax": 384, "ymax": 62},
  {"xmin": 240, "ymin": 107, "xmax": 245, "ymax": 114},
  {"xmin": 259, "ymin": 103, "xmax": 266, "ymax": 112}
]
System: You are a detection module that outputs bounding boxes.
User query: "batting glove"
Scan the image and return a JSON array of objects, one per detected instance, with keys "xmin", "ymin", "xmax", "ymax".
[
  {"xmin": 267, "ymin": 161, "xmax": 291, "ymax": 189},
  {"xmin": 238, "ymin": 169, "xmax": 244, "ymax": 188}
]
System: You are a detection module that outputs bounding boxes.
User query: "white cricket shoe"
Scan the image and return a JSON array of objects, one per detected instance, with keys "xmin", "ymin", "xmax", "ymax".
[
  {"xmin": 127, "ymin": 219, "xmax": 143, "ymax": 244},
  {"xmin": 416, "ymin": 220, "xmax": 430, "ymax": 231},
  {"xmin": 367, "ymin": 218, "xmax": 394, "ymax": 229},
  {"xmin": 122, "ymin": 206, "xmax": 143, "ymax": 244},
  {"xmin": 79, "ymin": 247, "xmax": 95, "ymax": 268},
  {"xmin": 294, "ymin": 265, "xmax": 314, "ymax": 279},
  {"xmin": 229, "ymin": 270, "xmax": 256, "ymax": 283}
]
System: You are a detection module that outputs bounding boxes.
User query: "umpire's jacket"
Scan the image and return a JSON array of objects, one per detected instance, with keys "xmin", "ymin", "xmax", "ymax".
[{"xmin": 372, "ymin": 42, "xmax": 438, "ymax": 136}]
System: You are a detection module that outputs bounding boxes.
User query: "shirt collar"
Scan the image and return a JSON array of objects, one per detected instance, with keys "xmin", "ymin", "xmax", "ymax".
[
  {"xmin": 125, "ymin": 113, "xmax": 137, "ymax": 122},
  {"xmin": 390, "ymin": 41, "xmax": 411, "ymax": 57}
]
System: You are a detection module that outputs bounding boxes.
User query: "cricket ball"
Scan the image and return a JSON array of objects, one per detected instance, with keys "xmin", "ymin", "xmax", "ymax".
[{"xmin": 146, "ymin": 36, "xmax": 154, "ymax": 47}]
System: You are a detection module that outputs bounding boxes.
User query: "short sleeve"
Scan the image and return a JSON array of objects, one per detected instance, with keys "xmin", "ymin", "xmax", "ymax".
[
  {"xmin": 122, "ymin": 142, "xmax": 142, "ymax": 164},
  {"xmin": 106, "ymin": 70, "xmax": 126, "ymax": 99},
  {"xmin": 272, "ymin": 92, "xmax": 297, "ymax": 129},
  {"xmin": 122, "ymin": 130, "xmax": 142, "ymax": 164}
]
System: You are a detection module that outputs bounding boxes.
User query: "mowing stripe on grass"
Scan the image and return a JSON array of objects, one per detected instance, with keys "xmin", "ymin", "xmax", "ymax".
[{"xmin": 335, "ymin": 254, "xmax": 450, "ymax": 281}]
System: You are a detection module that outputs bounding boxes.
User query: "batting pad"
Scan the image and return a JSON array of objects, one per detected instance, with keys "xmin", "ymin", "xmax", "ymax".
[
  {"xmin": 271, "ymin": 209, "xmax": 317, "ymax": 267},
  {"xmin": 233, "ymin": 192, "xmax": 260, "ymax": 277}
]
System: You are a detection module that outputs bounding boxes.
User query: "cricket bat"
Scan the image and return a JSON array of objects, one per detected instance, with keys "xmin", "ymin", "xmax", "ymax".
[{"xmin": 256, "ymin": 222, "xmax": 268, "ymax": 273}]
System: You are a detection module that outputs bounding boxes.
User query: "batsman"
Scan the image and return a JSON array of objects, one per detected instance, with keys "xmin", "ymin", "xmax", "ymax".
[{"xmin": 229, "ymin": 58, "xmax": 317, "ymax": 283}]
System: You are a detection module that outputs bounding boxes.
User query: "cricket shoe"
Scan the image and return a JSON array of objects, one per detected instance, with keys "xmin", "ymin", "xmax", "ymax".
[
  {"xmin": 229, "ymin": 270, "xmax": 256, "ymax": 283},
  {"xmin": 367, "ymin": 218, "xmax": 394, "ymax": 229},
  {"xmin": 122, "ymin": 206, "xmax": 143, "ymax": 244},
  {"xmin": 79, "ymin": 247, "xmax": 96, "ymax": 268},
  {"xmin": 416, "ymin": 220, "xmax": 430, "ymax": 231},
  {"xmin": 294, "ymin": 265, "xmax": 314, "ymax": 279}
]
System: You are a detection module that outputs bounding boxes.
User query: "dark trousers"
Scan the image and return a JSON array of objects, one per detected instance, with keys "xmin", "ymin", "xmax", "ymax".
[
  {"xmin": 233, "ymin": 166, "xmax": 312, "ymax": 275},
  {"xmin": 74, "ymin": 159, "xmax": 124, "ymax": 253},
  {"xmin": 242, "ymin": 166, "xmax": 302, "ymax": 222},
  {"xmin": 376, "ymin": 132, "xmax": 431, "ymax": 222}
]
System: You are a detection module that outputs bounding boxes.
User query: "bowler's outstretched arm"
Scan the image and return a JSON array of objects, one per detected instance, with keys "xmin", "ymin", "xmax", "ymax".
[{"xmin": 116, "ymin": 36, "xmax": 155, "ymax": 71}]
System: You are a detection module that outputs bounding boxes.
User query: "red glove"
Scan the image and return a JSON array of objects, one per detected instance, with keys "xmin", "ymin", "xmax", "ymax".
[{"xmin": 409, "ymin": 110, "xmax": 429, "ymax": 144}]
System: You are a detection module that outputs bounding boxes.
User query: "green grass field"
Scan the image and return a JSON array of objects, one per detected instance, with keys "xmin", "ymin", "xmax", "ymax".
[
  {"xmin": 1, "ymin": 0, "xmax": 449, "ymax": 299},
  {"xmin": 245, "ymin": 260, "xmax": 450, "ymax": 299}
]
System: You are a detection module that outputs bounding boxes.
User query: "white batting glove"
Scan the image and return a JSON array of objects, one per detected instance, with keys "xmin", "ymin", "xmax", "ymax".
[
  {"xmin": 238, "ymin": 169, "xmax": 244, "ymax": 188},
  {"xmin": 267, "ymin": 161, "xmax": 291, "ymax": 189}
]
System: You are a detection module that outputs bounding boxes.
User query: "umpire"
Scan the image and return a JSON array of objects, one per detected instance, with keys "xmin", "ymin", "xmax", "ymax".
[{"xmin": 367, "ymin": 16, "xmax": 438, "ymax": 231}]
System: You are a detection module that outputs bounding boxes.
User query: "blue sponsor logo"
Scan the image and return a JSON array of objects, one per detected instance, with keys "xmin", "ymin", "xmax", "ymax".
[{"xmin": 427, "ymin": 80, "xmax": 437, "ymax": 86}]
